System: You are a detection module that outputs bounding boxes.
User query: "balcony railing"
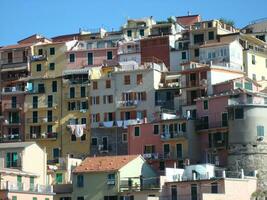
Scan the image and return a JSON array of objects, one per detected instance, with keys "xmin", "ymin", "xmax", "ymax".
[
  {"xmin": 2, "ymin": 86, "xmax": 26, "ymax": 94},
  {"xmin": 26, "ymin": 117, "xmax": 58, "ymax": 124},
  {"xmin": 29, "ymin": 132, "xmax": 57, "ymax": 140},
  {"xmin": 31, "ymin": 54, "xmax": 47, "ymax": 62},
  {"xmin": 3, "ymin": 103, "xmax": 23, "ymax": 110},
  {"xmin": 119, "ymin": 177, "xmax": 160, "ymax": 192},
  {"xmin": 1, "ymin": 57, "xmax": 28, "ymax": 68},
  {"xmin": 228, "ymin": 97, "xmax": 267, "ymax": 106},
  {"xmin": 117, "ymin": 100, "xmax": 139, "ymax": 108},
  {"xmin": 143, "ymin": 152, "xmax": 180, "ymax": 160},
  {"xmin": 0, "ymin": 134, "xmax": 22, "ymax": 142},
  {"xmin": 161, "ymin": 131, "xmax": 187, "ymax": 140},
  {"xmin": 0, "ymin": 181, "xmax": 53, "ymax": 194},
  {"xmin": 63, "ymin": 78, "xmax": 89, "ymax": 85},
  {"xmin": 195, "ymin": 120, "xmax": 228, "ymax": 131}
]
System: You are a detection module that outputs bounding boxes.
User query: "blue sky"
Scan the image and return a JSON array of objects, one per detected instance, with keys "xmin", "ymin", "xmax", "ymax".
[{"xmin": 0, "ymin": 0, "xmax": 267, "ymax": 46}]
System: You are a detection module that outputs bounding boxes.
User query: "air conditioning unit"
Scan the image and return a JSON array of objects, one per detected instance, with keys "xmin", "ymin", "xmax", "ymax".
[{"xmin": 107, "ymin": 180, "xmax": 115, "ymax": 185}]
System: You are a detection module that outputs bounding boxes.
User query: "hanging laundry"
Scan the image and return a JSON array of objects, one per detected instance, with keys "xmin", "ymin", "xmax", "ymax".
[
  {"xmin": 67, "ymin": 125, "xmax": 76, "ymax": 134},
  {"xmin": 75, "ymin": 124, "xmax": 86, "ymax": 138},
  {"xmin": 116, "ymin": 121, "xmax": 123, "ymax": 127},
  {"xmin": 103, "ymin": 121, "xmax": 114, "ymax": 128}
]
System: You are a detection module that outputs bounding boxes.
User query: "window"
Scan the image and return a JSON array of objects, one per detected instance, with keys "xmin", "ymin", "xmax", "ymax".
[
  {"xmin": 140, "ymin": 29, "xmax": 144, "ymax": 36},
  {"xmin": 30, "ymin": 176, "xmax": 35, "ymax": 191},
  {"xmin": 47, "ymin": 110, "xmax": 53, "ymax": 122},
  {"xmin": 90, "ymin": 96, "xmax": 100, "ymax": 105},
  {"xmin": 108, "ymin": 173, "xmax": 115, "ymax": 181},
  {"xmin": 77, "ymin": 197, "xmax": 84, "ymax": 200},
  {"xmin": 252, "ymin": 74, "xmax": 257, "ymax": 81},
  {"xmin": 11, "ymin": 96, "xmax": 17, "ymax": 108},
  {"xmin": 211, "ymin": 183, "xmax": 218, "ymax": 193},
  {"xmin": 106, "ymin": 80, "xmax": 111, "ymax": 88},
  {"xmin": 182, "ymin": 51, "xmax": 187, "ymax": 60},
  {"xmin": 56, "ymin": 173, "xmax": 63, "ymax": 184},
  {"xmin": 153, "ymin": 125, "xmax": 159, "ymax": 134},
  {"xmin": 208, "ymin": 31, "xmax": 215, "ymax": 40},
  {"xmin": 107, "ymin": 51, "xmax": 113, "ymax": 60},
  {"xmin": 222, "ymin": 113, "xmax": 228, "ymax": 127},
  {"xmin": 176, "ymin": 144, "xmax": 183, "ymax": 158},
  {"xmin": 80, "ymin": 86, "xmax": 86, "ymax": 97},
  {"xmin": 77, "ymin": 175, "xmax": 84, "ymax": 187},
  {"xmin": 6, "ymin": 152, "xmax": 18, "ymax": 167},
  {"xmin": 33, "ymin": 96, "xmax": 38, "ymax": 109},
  {"xmin": 257, "ymin": 125, "xmax": 264, "ymax": 137},
  {"xmin": 134, "ymin": 127, "xmax": 140, "ymax": 137},
  {"xmin": 193, "ymin": 34, "xmax": 204, "ymax": 44},
  {"xmin": 127, "ymin": 30, "xmax": 132, "ymax": 37},
  {"xmin": 163, "ymin": 144, "xmax": 170, "ymax": 156},
  {"xmin": 50, "ymin": 47, "xmax": 55, "ymax": 55},
  {"xmin": 208, "ymin": 22, "xmax": 212, "ymax": 28},
  {"xmin": 91, "ymin": 114, "xmax": 100, "ymax": 122},
  {"xmin": 88, "ymin": 53, "xmax": 93, "ymax": 65},
  {"xmin": 12, "ymin": 196, "xmax": 17, "ymax": 200},
  {"xmin": 53, "ymin": 148, "xmax": 60, "ymax": 159},
  {"xmin": 244, "ymin": 82, "xmax": 253, "ymax": 90},
  {"xmin": 81, "ymin": 133, "xmax": 86, "ymax": 141},
  {"xmin": 49, "ymin": 63, "xmax": 55, "ymax": 70},
  {"xmin": 124, "ymin": 75, "xmax": 130, "ymax": 85},
  {"xmin": 194, "ymin": 49, "xmax": 199, "ymax": 57},
  {"xmin": 252, "ymin": 55, "xmax": 256, "ymax": 65},
  {"xmin": 122, "ymin": 133, "xmax": 127, "ymax": 142},
  {"xmin": 47, "ymin": 125, "xmax": 52, "ymax": 133},
  {"xmin": 33, "ymin": 198, "xmax": 37, "ymax": 200},
  {"xmin": 38, "ymin": 84, "xmax": 45, "ymax": 93},
  {"xmin": 159, "ymin": 161, "xmax": 165, "ymax": 171},
  {"xmin": 36, "ymin": 64, "xmax": 42, "ymax": 72},
  {"xmin": 71, "ymin": 134, "xmax": 77, "ymax": 141},
  {"xmin": 52, "ymin": 81, "xmax": 57, "ymax": 92},
  {"xmin": 81, "ymin": 101, "xmax": 88, "ymax": 110},
  {"xmin": 91, "ymin": 138, "xmax": 98, "ymax": 145},
  {"xmin": 70, "ymin": 87, "xmax": 75, "ymax": 98},
  {"xmin": 181, "ymin": 123, "xmax": 187, "ymax": 132},
  {"xmin": 69, "ymin": 53, "xmax": 75, "ymax": 62},
  {"xmin": 171, "ymin": 185, "xmax": 177, "ymax": 200},
  {"xmin": 136, "ymin": 74, "xmax": 143, "ymax": 85},
  {"xmin": 48, "ymin": 95, "xmax": 53, "ymax": 108},
  {"xmin": 203, "ymin": 100, "xmax": 208, "ymax": 110},
  {"xmin": 92, "ymin": 81, "xmax": 98, "ymax": 90},
  {"xmin": 235, "ymin": 108, "xmax": 244, "ymax": 119},
  {"xmin": 38, "ymin": 49, "xmax": 43, "ymax": 55},
  {"xmin": 32, "ymin": 111, "xmax": 38, "ymax": 123},
  {"xmin": 191, "ymin": 184, "xmax": 198, "ymax": 200}
]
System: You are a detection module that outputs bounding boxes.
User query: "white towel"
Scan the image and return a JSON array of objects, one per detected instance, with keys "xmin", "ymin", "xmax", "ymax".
[
  {"xmin": 103, "ymin": 121, "xmax": 114, "ymax": 128},
  {"xmin": 123, "ymin": 120, "xmax": 129, "ymax": 129},
  {"xmin": 75, "ymin": 124, "xmax": 86, "ymax": 137},
  {"xmin": 116, "ymin": 121, "xmax": 123, "ymax": 127}
]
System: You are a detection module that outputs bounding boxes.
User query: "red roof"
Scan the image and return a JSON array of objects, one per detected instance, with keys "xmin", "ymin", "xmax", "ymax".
[
  {"xmin": 0, "ymin": 43, "xmax": 34, "ymax": 51},
  {"xmin": 73, "ymin": 155, "xmax": 139, "ymax": 173},
  {"xmin": 176, "ymin": 15, "xmax": 201, "ymax": 27}
]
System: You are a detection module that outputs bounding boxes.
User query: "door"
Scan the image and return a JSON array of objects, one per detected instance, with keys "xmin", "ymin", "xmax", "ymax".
[
  {"xmin": 30, "ymin": 176, "xmax": 34, "ymax": 191},
  {"xmin": 17, "ymin": 175, "xmax": 22, "ymax": 190},
  {"xmin": 103, "ymin": 137, "xmax": 108, "ymax": 151}
]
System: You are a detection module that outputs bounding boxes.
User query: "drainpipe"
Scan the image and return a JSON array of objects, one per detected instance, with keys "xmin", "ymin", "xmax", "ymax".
[{"xmin": 60, "ymin": 77, "xmax": 63, "ymax": 157}]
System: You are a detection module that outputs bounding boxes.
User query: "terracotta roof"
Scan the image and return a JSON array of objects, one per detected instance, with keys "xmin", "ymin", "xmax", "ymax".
[
  {"xmin": 0, "ymin": 43, "xmax": 33, "ymax": 51},
  {"xmin": 176, "ymin": 15, "xmax": 201, "ymax": 27},
  {"xmin": 73, "ymin": 155, "xmax": 139, "ymax": 173}
]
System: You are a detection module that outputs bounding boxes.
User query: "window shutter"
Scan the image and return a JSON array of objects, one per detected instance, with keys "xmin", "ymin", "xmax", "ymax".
[
  {"xmin": 112, "ymin": 112, "xmax": 115, "ymax": 121},
  {"xmin": 120, "ymin": 112, "xmax": 124, "ymax": 120},
  {"xmin": 96, "ymin": 96, "xmax": 100, "ymax": 104},
  {"xmin": 104, "ymin": 113, "xmax": 107, "ymax": 121}
]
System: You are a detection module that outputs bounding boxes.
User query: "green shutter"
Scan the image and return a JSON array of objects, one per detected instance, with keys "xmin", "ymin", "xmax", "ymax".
[
  {"xmin": 56, "ymin": 173, "xmax": 63, "ymax": 184},
  {"xmin": 12, "ymin": 196, "xmax": 17, "ymax": 200},
  {"xmin": 6, "ymin": 153, "xmax": 11, "ymax": 167}
]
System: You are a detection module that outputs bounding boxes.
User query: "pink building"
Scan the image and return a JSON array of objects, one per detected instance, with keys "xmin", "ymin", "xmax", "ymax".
[{"xmin": 195, "ymin": 76, "xmax": 260, "ymax": 166}]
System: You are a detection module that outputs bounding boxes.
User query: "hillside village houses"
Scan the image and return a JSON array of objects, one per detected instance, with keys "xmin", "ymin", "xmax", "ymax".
[{"xmin": 0, "ymin": 13, "xmax": 267, "ymax": 200}]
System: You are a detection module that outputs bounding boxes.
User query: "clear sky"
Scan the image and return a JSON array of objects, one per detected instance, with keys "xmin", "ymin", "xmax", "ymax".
[{"xmin": 0, "ymin": 0, "xmax": 267, "ymax": 46}]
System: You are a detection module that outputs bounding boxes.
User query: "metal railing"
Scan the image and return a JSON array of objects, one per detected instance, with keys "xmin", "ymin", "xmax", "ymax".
[
  {"xmin": 161, "ymin": 131, "xmax": 187, "ymax": 140},
  {"xmin": 26, "ymin": 116, "xmax": 58, "ymax": 123},
  {"xmin": 195, "ymin": 120, "xmax": 228, "ymax": 130},
  {"xmin": 1, "ymin": 57, "xmax": 28, "ymax": 66},
  {"xmin": 117, "ymin": 100, "xmax": 139, "ymax": 108},
  {"xmin": 228, "ymin": 97, "xmax": 267, "ymax": 106},
  {"xmin": 2, "ymin": 86, "xmax": 26, "ymax": 93},
  {"xmin": 119, "ymin": 177, "xmax": 160, "ymax": 192},
  {"xmin": 0, "ymin": 181, "xmax": 53, "ymax": 194},
  {"xmin": 29, "ymin": 132, "xmax": 57, "ymax": 140},
  {"xmin": 3, "ymin": 103, "xmax": 23, "ymax": 110}
]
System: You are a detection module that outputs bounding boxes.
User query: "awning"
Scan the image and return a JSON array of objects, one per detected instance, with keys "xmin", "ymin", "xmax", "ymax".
[
  {"xmin": 165, "ymin": 74, "xmax": 180, "ymax": 80},
  {"xmin": 63, "ymin": 67, "xmax": 90, "ymax": 75},
  {"xmin": 1, "ymin": 66, "xmax": 27, "ymax": 72}
]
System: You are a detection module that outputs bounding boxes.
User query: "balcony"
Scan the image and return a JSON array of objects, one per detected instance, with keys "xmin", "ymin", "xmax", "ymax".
[
  {"xmin": 118, "ymin": 47, "xmax": 140, "ymax": 55},
  {"xmin": 31, "ymin": 54, "xmax": 47, "ymax": 62},
  {"xmin": 62, "ymin": 78, "xmax": 90, "ymax": 85},
  {"xmin": 0, "ymin": 134, "xmax": 22, "ymax": 142},
  {"xmin": 161, "ymin": 131, "xmax": 187, "ymax": 140},
  {"xmin": 2, "ymin": 86, "xmax": 26, "ymax": 94},
  {"xmin": 143, "ymin": 152, "xmax": 180, "ymax": 160},
  {"xmin": 195, "ymin": 120, "xmax": 228, "ymax": 131},
  {"xmin": 228, "ymin": 96, "xmax": 267, "ymax": 106},
  {"xmin": 0, "ymin": 181, "xmax": 53, "ymax": 194},
  {"xmin": 26, "ymin": 117, "xmax": 58, "ymax": 124},
  {"xmin": 3, "ymin": 103, "xmax": 23, "ymax": 110},
  {"xmin": 117, "ymin": 100, "xmax": 139, "ymax": 109},
  {"xmin": 119, "ymin": 177, "xmax": 160, "ymax": 192},
  {"xmin": 3, "ymin": 120, "xmax": 21, "ymax": 126},
  {"xmin": 1, "ymin": 57, "xmax": 29, "ymax": 72},
  {"xmin": 28, "ymin": 132, "xmax": 57, "ymax": 140}
]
